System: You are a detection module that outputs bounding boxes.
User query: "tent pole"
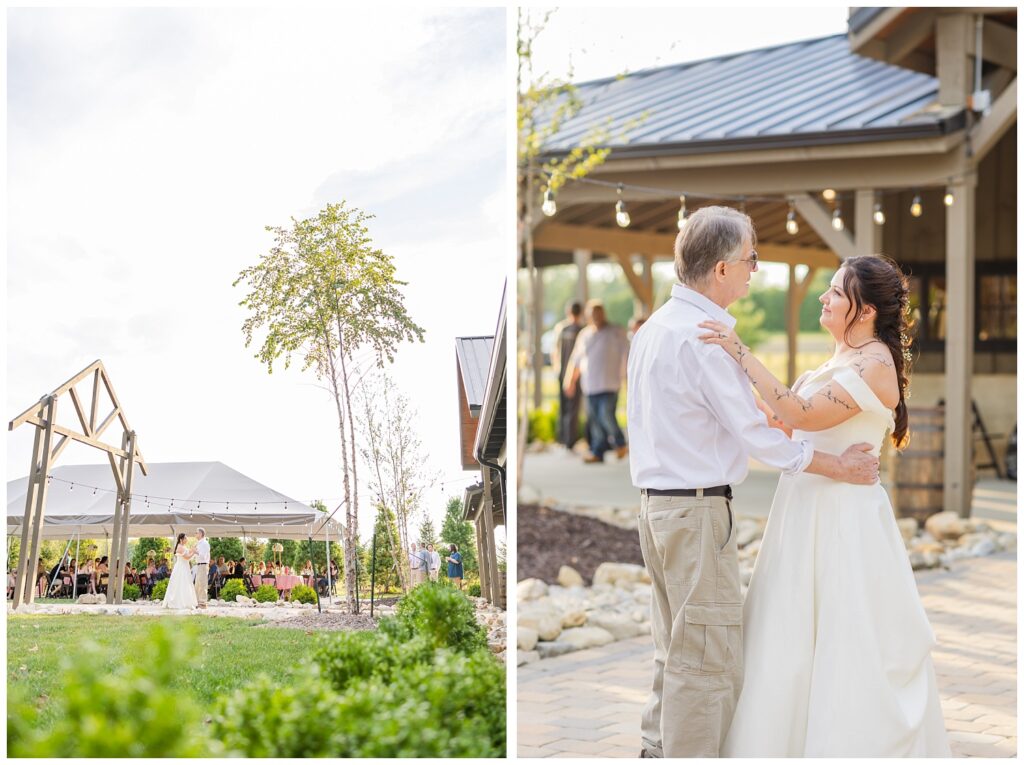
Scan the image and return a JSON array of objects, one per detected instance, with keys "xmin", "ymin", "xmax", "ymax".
[
  {"xmin": 308, "ymin": 535, "xmax": 321, "ymax": 614},
  {"xmin": 326, "ymin": 524, "xmax": 332, "ymax": 606},
  {"xmin": 72, "ymin": 530, "xmax": 81, "ymax": 600},
  {"xmin": 47, "ymin": 538, "xmax": 73, "ymax": 598}
]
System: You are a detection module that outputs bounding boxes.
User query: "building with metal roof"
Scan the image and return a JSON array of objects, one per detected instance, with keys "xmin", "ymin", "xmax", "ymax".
[{"xmin": 522, "ymin": 7, "xmax": 1016, "ymax": 516}]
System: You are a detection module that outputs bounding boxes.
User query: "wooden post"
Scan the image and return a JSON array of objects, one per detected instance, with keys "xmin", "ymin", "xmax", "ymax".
[
  {"xmin": 786, "ymin": 265, "xmax": 799, "ymax": 387},
  {"xmin": 475, "ymin": 516, "xmax": 491, "ymax": 603},
  {"xmin": 112, "ymin": 431, "xmax": 136, "ymax": 604},
  {"xmin": 481, "ymin": 470, "xmax": 501, "ymax": 606},
  {"xmin": 854, "ymin": 189, "xmax": 881, "ymax": 255},
  {"xmin": 14, "ymin": 401, "xmax": 46, "ymax": 609},
  {"xmin": 532, "ymin": 270, "xmax": 544, "ymax": 409},
  {"xmin": 936, "ymin": 14, "xmax": 973, "ymax": 109},
  {"xmin": 574, "ymin": 249, "xmax": 591, "ymax": 306},
  {"xmin": 107, "ymin": 431, "xmax": 128, "ymax": 604},
  {"xmin": 21, "ymin": 396, "xmax": 57, "ymax": 608},
  {"xmin": 944, "ymin": 174, "xmax": 976, "ymax": 516}
]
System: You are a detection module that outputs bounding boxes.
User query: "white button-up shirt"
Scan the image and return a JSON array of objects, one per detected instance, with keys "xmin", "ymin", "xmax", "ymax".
[
  {"xmin": 567, "ymin": 323, "xmax": 629, "ymax": 395},
  {"xmin": 627, "ymin": 284, "xmax": 813, "ymax": 489},
  {"xmin": 196, "ymin": 538, "xmax": 210, "ymax": 565}
]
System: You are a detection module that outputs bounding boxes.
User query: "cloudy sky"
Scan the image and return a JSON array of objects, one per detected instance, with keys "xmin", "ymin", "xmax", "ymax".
[{"xmin": 7, "ymin": 7, "xmax": 507, "ymax": 538}]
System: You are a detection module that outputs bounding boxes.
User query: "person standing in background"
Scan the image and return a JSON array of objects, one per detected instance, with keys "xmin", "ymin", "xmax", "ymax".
[
  {"xmin": 551, "ymin": 300, "xmax": 585, "ymax": 451},
  {"xmin": 564, "ymin": 300, "xmax": 630, "ymax": 463}
]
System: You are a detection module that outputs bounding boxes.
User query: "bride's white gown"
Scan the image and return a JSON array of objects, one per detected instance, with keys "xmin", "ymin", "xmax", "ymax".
[
  {"xmin": 163, "ymin": 550, "xmax": 197, "ymax": 610},
  {"xmin": 722, "ymin": 365, "xmax": 951, "ymax": 757}
]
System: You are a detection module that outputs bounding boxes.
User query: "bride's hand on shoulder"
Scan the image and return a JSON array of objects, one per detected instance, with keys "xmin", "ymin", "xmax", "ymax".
[{"xmin": 698, "ymin": 320, "xmax": 748, "ymax": 360}]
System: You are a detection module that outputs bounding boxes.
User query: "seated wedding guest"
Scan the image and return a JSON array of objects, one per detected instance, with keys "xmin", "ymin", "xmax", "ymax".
[
  {"xmin": 258, "ymin": 561, "xmax": 267, "ymax": 576},
  {"xmin": 301, "ymin": 559, "xmax": 313, "ymax": 577},
  {"xmin": 155, "ymin": 558, "xmax": 169, "ymax": 581},
  {"xmin": 216, "ymin": 557, "xmax": 227, "ymax": 576},
  {"xmin": 282, "ymin": 564, "xmax": 291, "ymax": 576},
  {"xmin": 79, "ymin": 559, "xmax": 97, "ymax": 594},
  {"xmin": 7, "ymin": 568, "xmax": 15, "ymax": 599},
  {"xmin": 36, "ymin": 558, "xmax": 48, "ymax": 596},
  {"xmin": 234, "ymin": 558, "xmax": 247, "ymax": 578}
]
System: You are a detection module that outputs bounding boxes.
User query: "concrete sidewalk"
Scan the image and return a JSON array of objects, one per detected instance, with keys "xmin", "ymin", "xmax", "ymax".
[{"xmin": 517, "ymin": 552, "xmax": 1017, "ymax": 758}]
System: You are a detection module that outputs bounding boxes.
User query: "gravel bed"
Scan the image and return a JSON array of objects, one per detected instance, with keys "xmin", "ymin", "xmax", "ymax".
[{"xmin": 256, "ymin": 611, "xmax": 378, "ymax": 632}]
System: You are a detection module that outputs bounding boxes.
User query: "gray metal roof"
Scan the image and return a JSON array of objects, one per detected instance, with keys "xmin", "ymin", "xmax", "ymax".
[
  {"xmin": 542, "ymin": 34, "xmax": 964, "ymax": 157},
  {"xmin": 455, "ymin": 336, "xmax": 494, "ymax": 413}
]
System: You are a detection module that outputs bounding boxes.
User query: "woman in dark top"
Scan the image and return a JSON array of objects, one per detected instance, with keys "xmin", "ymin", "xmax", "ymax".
[{"xmin": 446, "ymin": 544, "xmax": 464, "ymax": 590}]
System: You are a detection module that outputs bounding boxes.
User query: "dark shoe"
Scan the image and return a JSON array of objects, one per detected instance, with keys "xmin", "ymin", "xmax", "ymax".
[
  {"xmin": 583, "ymin": 454, "xmax": 603, "ymax": 464},
  {"xmin": 639, "ymin": 748, "xmax": 655, "ymax": 758}
]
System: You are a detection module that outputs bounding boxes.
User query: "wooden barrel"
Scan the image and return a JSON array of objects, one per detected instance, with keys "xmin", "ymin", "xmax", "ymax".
[{"xmin": 893, "ymin": 406, "xmax": 945, "ymax": 524}]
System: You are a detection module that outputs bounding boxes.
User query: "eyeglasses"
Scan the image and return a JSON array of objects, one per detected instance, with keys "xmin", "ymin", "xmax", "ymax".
[{"xmin": 732, "ymin": 249, "xmax": 759, "ymax": 269}]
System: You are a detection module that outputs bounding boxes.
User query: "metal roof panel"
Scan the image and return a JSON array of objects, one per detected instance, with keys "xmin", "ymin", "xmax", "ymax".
[{"xmin": 455, "ymin": 336, "xmax": 494, "ymax": 411}]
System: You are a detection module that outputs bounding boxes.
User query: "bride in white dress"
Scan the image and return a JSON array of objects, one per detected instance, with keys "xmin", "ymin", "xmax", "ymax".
[
  {"xmin": 163, "ymin": 532, "xmax": 198, "ymax": 610},
  {"xmin": 700, "ymin": 255, "xmax": 950, "ymax": 757}
]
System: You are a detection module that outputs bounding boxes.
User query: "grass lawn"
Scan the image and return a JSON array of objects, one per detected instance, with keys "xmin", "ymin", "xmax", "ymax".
[{"xmin": 8, "ymin": 614, "xmax": 322, "ymax": 732}]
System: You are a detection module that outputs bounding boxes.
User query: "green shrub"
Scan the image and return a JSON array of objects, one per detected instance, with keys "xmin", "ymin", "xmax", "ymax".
[
  {"xmin": 314, "ymin": 629, "xmax": 435, "ymax": 692},
  {"xmin": 219, "ymin": 578, "xmax": 247, "ymax": 602},
  {"xmin": 254, "ymin": 584, "xmax": 279, "ymax": 603},
  {"xmin": 394, "ymin": 581, "xmax": 487, "ymax": 654},
  {"xmin": 150, "ymin": 578, "xmax": 168, "ymax": 601},
  {"xmin": 527, "ymin": 402, "xmax": 557, "ymax": 443},
  {"xmin": 211, "ymin": 644, "xmax": 505, "ymax": 757},
  {"xmin": 122, "ymin": 583, "xmax": 141, "ymax": 601},
  {"xmin": 7, "ymin": 623, "xmax": 221, "ymax": 757},
  {"xmin": 468, "ymin": 583, "xmax": 481, "ymax": 597},
  {"xmin": 289, "ymin": 584, "xmax": 317, "ymax": 605}
]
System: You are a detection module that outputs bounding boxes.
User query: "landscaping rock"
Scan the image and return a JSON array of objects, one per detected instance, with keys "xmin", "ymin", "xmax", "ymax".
[
  {"xmin": 895, "ymin": 517, "xmax": 919, "ymax": 543},
  {"xmin": 560, "ymin": 608, "xmax": 587, "ymax": 628},
  {"xmin": 518, "ymin": 627, "xmax": 539, "ymax": 651},
  {"xmin": 592, "ymin": 562, "xmax": 649, "ymax": 588},
  {"xmin": 736, "ymin": 519, "xmax": 762, "ymax": 548},
  {"xmin": 586, "ymin": 612, "xmax": 642, "ymax": 640},
  {"xmin": 925, "ymin": 511, "xmax": 966, "ymax": 542},
  {"xmin": 557, "ymin": 565, "xmax": 585, "ymax": 588},
  {"xmin": 518, "ymin": 650, "xmax": 540, "ymax": 666},
  {"xmin": 970, "ymin": 538, "xmax": 997, "ymax": 557},
  {"xmin": 559, "ymin": 626, "xmax": 615, "ymax": 651},
  {"xmin": 998, "ymin": 533, "xmax": 1016, "ymax": 552},
  {"xmin": 517, "ymin": 578, "xmax": 549, "ymax": 601}
]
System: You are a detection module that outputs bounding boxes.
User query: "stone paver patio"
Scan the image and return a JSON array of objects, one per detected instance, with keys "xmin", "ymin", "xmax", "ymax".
[{"xmin": 518, "ymin": 552, "xmax": 1017, "ymax": 758}]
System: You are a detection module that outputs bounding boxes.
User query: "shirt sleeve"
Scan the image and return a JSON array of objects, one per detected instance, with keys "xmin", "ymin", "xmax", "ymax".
[{"xmin": 697, "ymin": 346, "xmax": 813, "ymax": 475}]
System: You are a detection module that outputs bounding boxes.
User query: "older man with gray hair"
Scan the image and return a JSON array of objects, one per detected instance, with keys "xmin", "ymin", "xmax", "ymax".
[
  {"xmin": 193, "ymin": 528, "xmax": 210, "ymax": 608},
  {"xmin": 627, "ymin": 206, "xmax": 879, "ymax": 758}
]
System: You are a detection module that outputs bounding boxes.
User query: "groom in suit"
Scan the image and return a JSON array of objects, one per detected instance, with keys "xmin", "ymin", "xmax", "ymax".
[
  {"xmin": 627, "ymin": 206, "xmax": 879, "ymax": 758},
  {"xmin": 194, "ymin": 528, "xmax": 211, "ymax": 609}
]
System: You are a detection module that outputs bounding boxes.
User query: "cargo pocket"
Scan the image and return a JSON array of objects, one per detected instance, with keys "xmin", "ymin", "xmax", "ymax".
[
  {"xmin": 678, "ymin": 603, "xmax": 743, "ymax": 674},
  {"xmin": 649, "ymin": 514, "xmax": 702, "ymax": 586}
]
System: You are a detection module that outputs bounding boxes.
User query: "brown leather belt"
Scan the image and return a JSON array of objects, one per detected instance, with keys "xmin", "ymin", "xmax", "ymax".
[{"xmin": 641, "ymin": 485, "xmax": 732, "ymax": 499}]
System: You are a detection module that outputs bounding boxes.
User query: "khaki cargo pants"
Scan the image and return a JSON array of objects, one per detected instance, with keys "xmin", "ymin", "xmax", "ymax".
[{"xmin": 637, "ymin": 491, "xmax": 743, "ymax": 758}]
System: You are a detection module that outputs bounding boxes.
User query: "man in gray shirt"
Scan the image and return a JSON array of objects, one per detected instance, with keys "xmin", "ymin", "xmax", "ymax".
[{"xmin": 565, "ymin": 300, "xmax": 629, "ymax": 463}]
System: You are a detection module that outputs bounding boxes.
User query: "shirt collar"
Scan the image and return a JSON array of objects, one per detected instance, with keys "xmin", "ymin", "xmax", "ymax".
[{"xmin": 671, "ymin": 284, "xmax": 737, "ymax": 329}]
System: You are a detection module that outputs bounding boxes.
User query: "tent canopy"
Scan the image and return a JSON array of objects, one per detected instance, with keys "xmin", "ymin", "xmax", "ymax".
[{"xmin": 7, "ymin": 461, "xmax": 342, "ymax": 540}]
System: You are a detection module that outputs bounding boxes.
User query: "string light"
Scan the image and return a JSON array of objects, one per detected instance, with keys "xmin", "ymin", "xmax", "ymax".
[
  {"xmin": 873, "ymin": 202, "xmax": 886, "ymax": 225},
  {"xmin": 676, "ymin": 195, "xmax": 687, "ymax": 230},
  {"xmin": 785, "ymin": 202, "xmax": 799, "ymax": 235},
  {"xmin": 541, "ymin": 188, "xmax": 557, "ymax": 217},
  {"xmin": 615, "ymin": 184, "xmax": 630, "ymax": 228},
  {"xmin": 944, "ymin": 190, "xmax": 955, "ymax": 207},
  {"xmin": 831, "ymin": 202, "xmax": 844, "ymax": 231},
  {"xmin": 822, "ymin": 189, "xmax": 837, "ymax": 202},
  {"xmin": 910, "ymin": 193, "xmax": 923, "ymax": 218}
]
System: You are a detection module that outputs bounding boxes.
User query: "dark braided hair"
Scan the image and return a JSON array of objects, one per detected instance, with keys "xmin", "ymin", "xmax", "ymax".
[{"xmin": 839, "ymin": 255, "xmax": 913, "ymax": 449}]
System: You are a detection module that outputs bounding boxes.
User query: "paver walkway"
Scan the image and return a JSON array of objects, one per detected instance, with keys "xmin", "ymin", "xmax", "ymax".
[{"xmin": 518, "ymin": 552, "xmax": 1017, "ymax": 758}]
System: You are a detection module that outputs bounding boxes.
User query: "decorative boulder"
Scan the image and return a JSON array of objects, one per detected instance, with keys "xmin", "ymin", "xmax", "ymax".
[
  {"xmin": 587, "ymin": 612, "xmax": 642, "ymax": 641},
  {"xmin": 895, "ymin": 517, "xmax": 919, "ymax": 543},
  {"xmin": 517, "ymin": 578, "xmax": 549, "ymax": 601},
  {"xmin": 560, "ymin": 608, "xmax": 587, "ymax": 628},
  {"xmin": 592, "ymin": 562, "xmax": 650, "ymax": 588},
  {"xmin": 518, "ymin": 627, "xmax": 539, "ymax": 651},
  {"xmin": 558, "ymin": 626, "xmax": 615, "ymax": 651},
  {"xmin": 924, "ymin": 511, "xmax": 966, "ymax": 542},
  {"xmin": 536, "ymin": 641, "xmax": 577, "ymax": 659},
  {"xmin": 557, "ymin": 565, "xmax": 585, "ymax": 588},
  {"xmin": 518, "ymin": 650, "xmax": 540, "ymax": 666}
]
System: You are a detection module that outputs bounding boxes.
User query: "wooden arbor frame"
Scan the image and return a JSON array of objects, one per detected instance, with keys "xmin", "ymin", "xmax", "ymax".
[{"xmin": 9, "ymin": 360, "xmax": 147, "ymax": 608}]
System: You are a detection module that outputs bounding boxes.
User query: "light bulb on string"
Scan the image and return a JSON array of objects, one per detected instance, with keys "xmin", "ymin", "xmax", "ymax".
[
  {"xmin": 873, "ymin": 202, "xmax": 886, "ymax": 225},
  {"xmin": 615, "ymin": 184, "xmax": 630, "ymax": 228},
  {"xmin": 676, "ymin": 195, "xmax": 687, "ymax": 230},
  {"xmin": 541, "ymin": 188, "xmax": 557, "ymax": 217},
  {"xmin": 785, "ymin": 202, "xmax": 799, "ymax": 235},
  {"xmin": 910, "ymin": 193, "xmax": 923, "ymax": 218},
  {"xmin": 943, "ymin": 190, "xmax": 954, "ymax": 207},
  {"xmin": 822, "ymin": 189, "xmax": 837, "ymax": 202},
  {"xmin": 831, "ymin": 203, "xmax": 844, "ymax": 231}
]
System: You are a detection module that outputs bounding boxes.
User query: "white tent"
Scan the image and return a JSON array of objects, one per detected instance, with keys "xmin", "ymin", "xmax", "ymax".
[{"xmin": 6, "ymin": 461, "xmax": 343, "ymax": 540}]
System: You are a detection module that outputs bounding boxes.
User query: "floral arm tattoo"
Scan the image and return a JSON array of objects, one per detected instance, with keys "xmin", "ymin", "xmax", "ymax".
[
  {"xmin": 850, "ymin": 349, "xmax": 894, "ymax": 378},
  {"xmin": 815, "ymin": 384, "xmax": 856, "ymax": 410}
]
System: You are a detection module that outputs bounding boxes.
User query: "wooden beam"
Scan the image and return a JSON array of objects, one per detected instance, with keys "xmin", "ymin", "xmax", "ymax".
[
  {"xmin": 791, "ymin": 194, "xmax": 857, "ymax": 261},
  {"xmin": 100, "ymin": 368, "xmax": 148, "ymax": 474},
  {"xmin": 17, "ymin": 416, "xmax": 139, "ymax": 464},
  {"xmin": 944, "ymin": 173, "xmax": 976, "ymax": 516},
  {"xmin": 574, "ymin": 249, "xmax": 591, "ymax": 305},
  {"xmin": 969, "ymin": 78, "xmax": 1017, "ymax": 163},
  {"xmin": 936, "ymin": 14, "xmax": 973, "ymax": 108},
  {"xmin": 607, "ymin": 251, "xmax": 653, "ymax": 310},
  {"xmin": 9, "ymin": 360, "xmax": 103, "ymax": 430},
  {"xmin": 68, "ymin": 386, "xmax": 92, "ymax": 437},
  {"xmin": 886, "ymin": 9, "xmax": 937, "ymax": 67},
  {"xmin": 848, "ymin": 8, "xmax": 906, "ymax": 56},
  {"xmin": 854, "ymin": 189, "xmax": 881, "ymax": 256},
  {"xmin": 980, "ymin": 18, "xmax": 1016, "ymax": 72},
  {"xmin": 88, "ymin": 369, "xmax": 100, "ymax": 433}
]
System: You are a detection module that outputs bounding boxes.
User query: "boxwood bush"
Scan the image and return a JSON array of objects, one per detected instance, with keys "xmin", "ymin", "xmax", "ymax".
[
  {"xmin": 392, "ymin": 582, "xmax": 488, "ymax": 654},
  {"xmin": 150, "ymin": 578, "xmax": 168, "ymax": 601},
  {"xmin": 253, "ymin": 584, "xmax": 279, "ymax": 603},
  {"xmin": 288, "ymin": 584, "xmax": 317, "ymax": 605},
  {"xmin": 219, "ymin": 579, "xmax": 247, "ymax": 602},
  {"xmin": 468, "ymin": 583, "xmax": 481, "ymax": 597},
  {"xmin": 121, "ymin": 583, "xmax": 141, "ymax": 601}
]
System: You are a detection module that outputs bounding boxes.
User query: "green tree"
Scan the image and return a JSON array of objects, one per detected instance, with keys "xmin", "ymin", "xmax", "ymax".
[
  {"xmin": 262, "ymin": 539, "xmax": 299, "ymax": 568},
  {"xmin": 235, "ymin": 202, "xmax": 425, "ymax": 613},
  {"xmin": 439, "ymin": 497, "xmax": 476, "ymax": 576},
  {"xmin": 728, "ymin": 296, "xmax": 768, "ymax": 350},
  {"xmin": 243, "ymin": 539, "xmax": 266, "ymax": 565},
  {"xmin": 299, "ymin": 500, "xmax": 345, "ymax": 575},
  {"xmin": 130, "ymin": 537, "xmax": 172, "ymax": 570},
  {"xmin": 208, "ymin": 537, "xmax": 243, "ymax": 564},
  {"xmin": 417, "ymin": 516, "xmax": 437, "ymax": 549},
  {"xmin": 368, "ymin": 504, "xmax": 401, "ymax": 593}
]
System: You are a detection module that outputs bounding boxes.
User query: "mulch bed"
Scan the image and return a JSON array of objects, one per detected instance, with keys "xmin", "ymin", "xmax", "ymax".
[
  {"xmin": 258, "ymin": 612, "xmax": 378, "ymax": 632},
  {"xmin": 517, "ymin": 503, "xmax": 644, "ymax": 586}
]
